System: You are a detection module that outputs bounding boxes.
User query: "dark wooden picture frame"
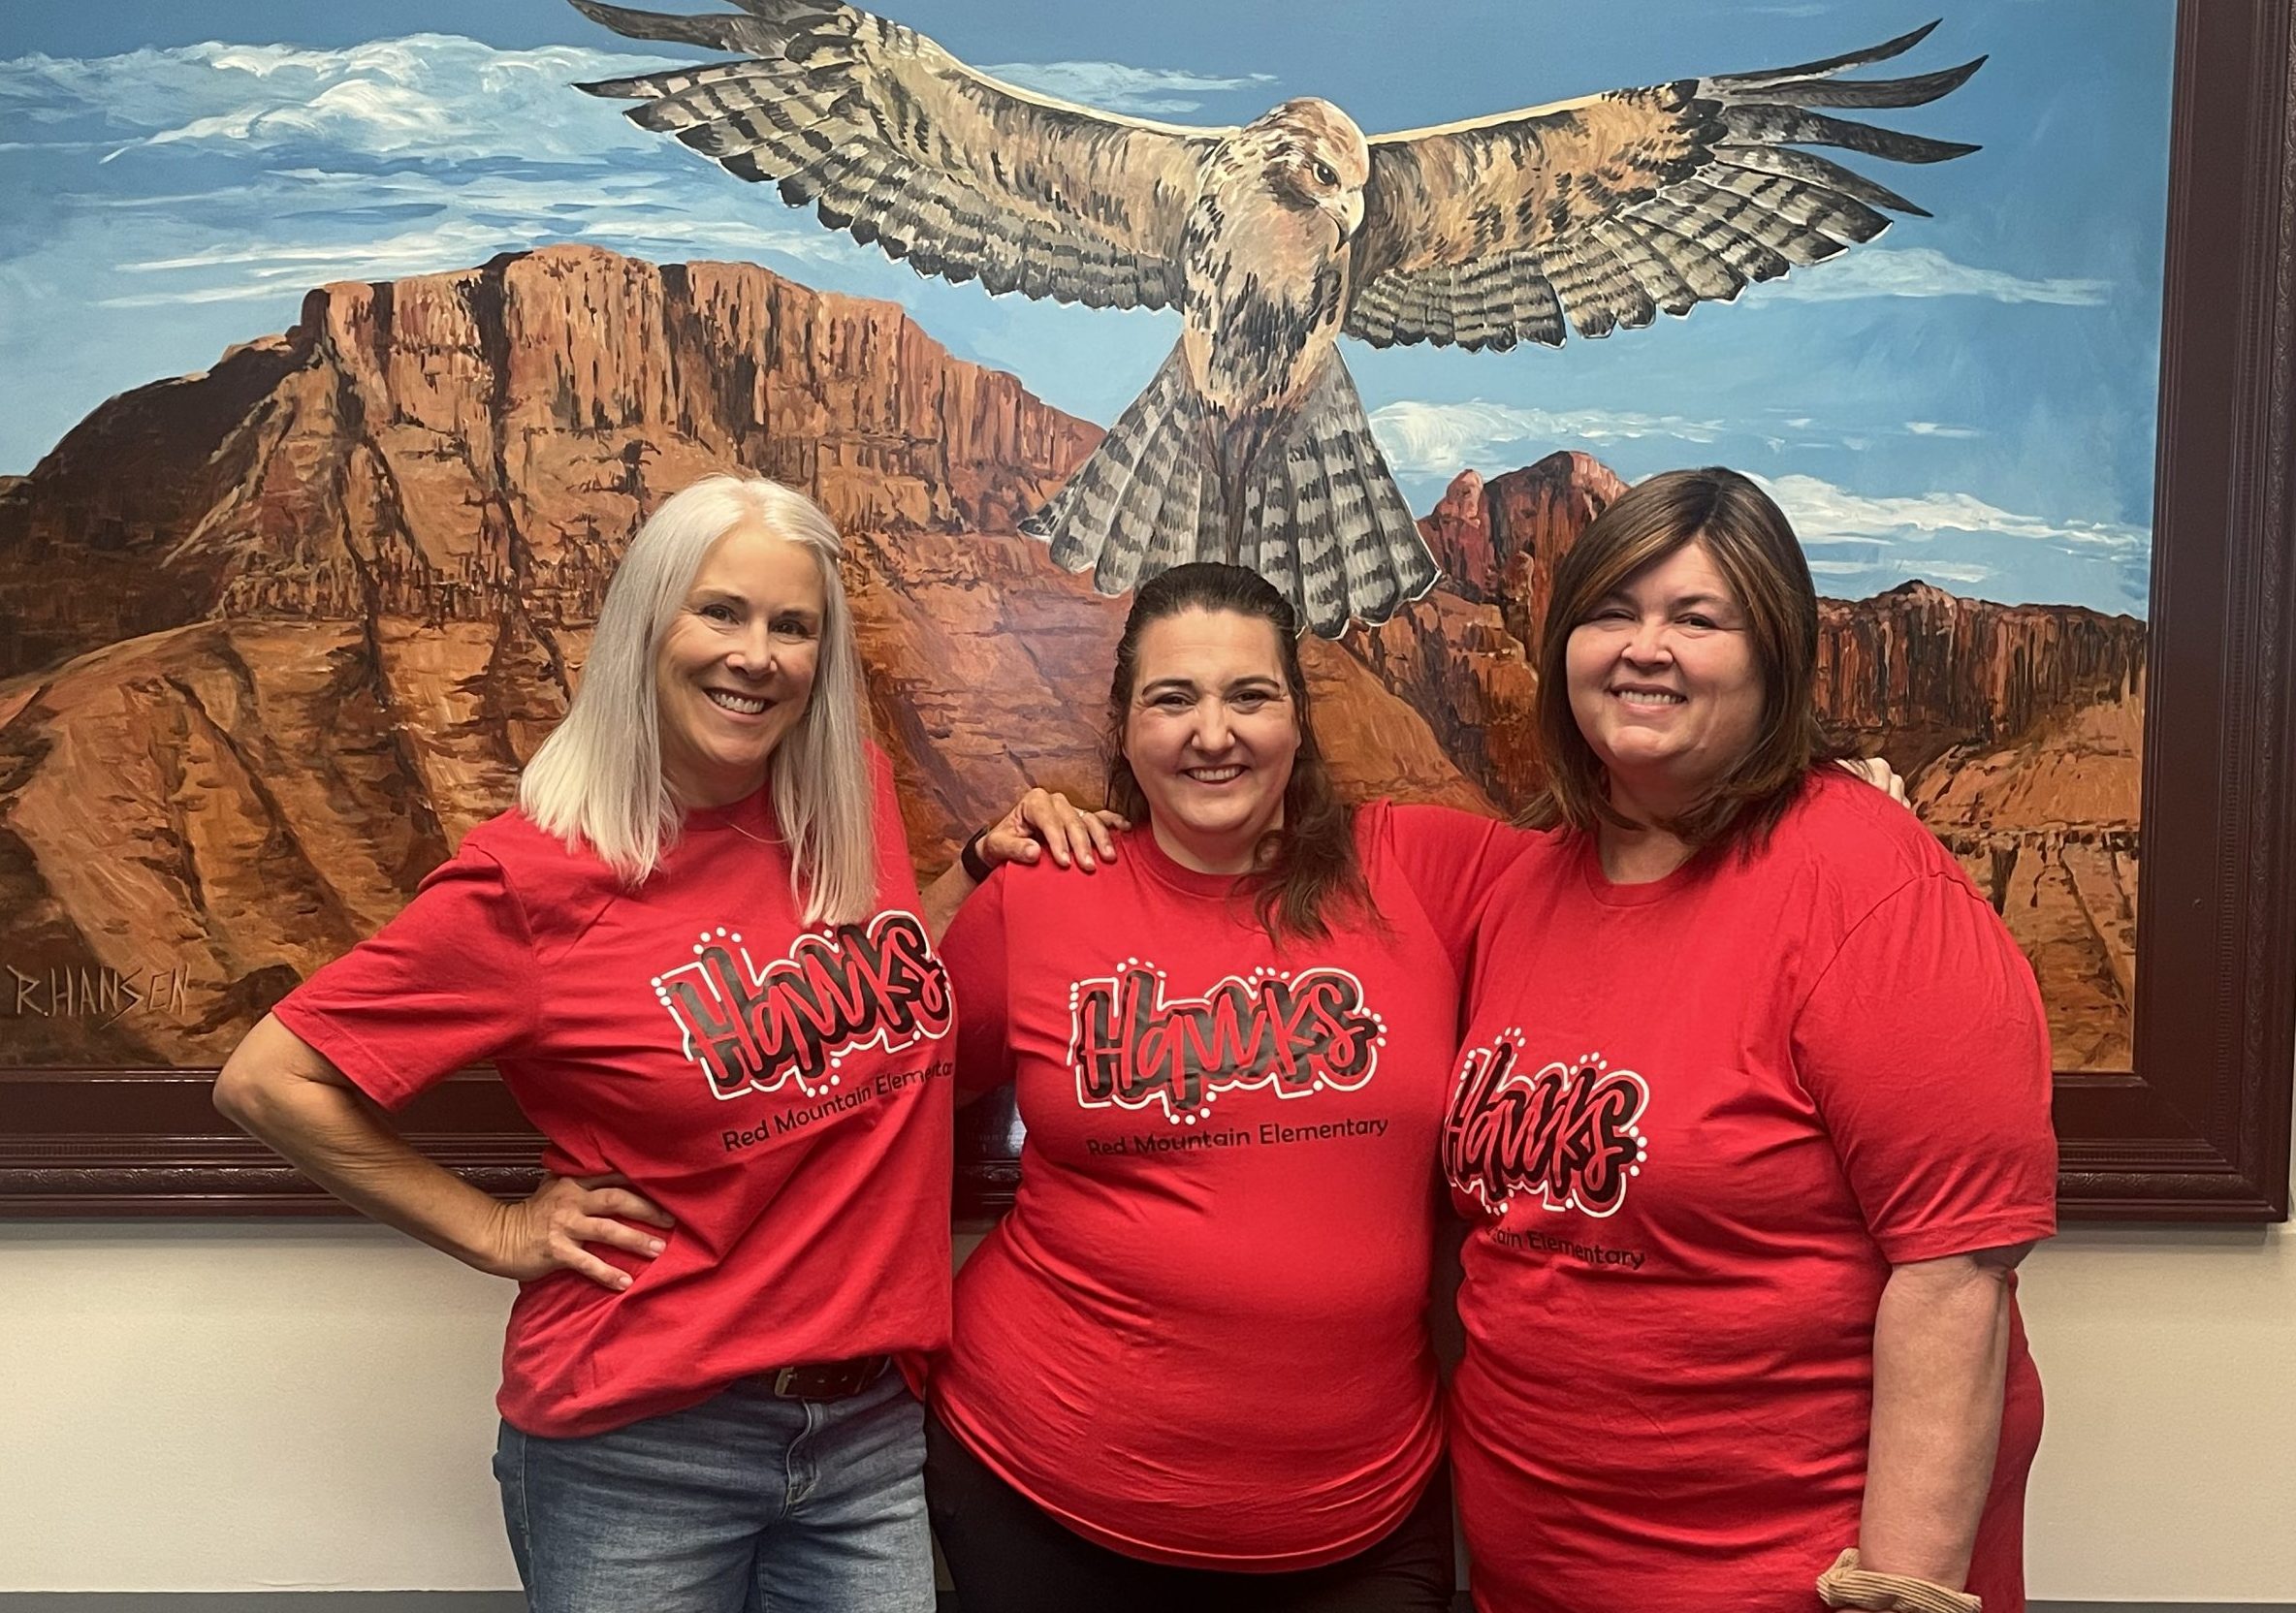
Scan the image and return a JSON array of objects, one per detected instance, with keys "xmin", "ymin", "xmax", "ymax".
[{"xmin": 1, "ymin": 0, "xmax": 2290, "ymax": 1220}]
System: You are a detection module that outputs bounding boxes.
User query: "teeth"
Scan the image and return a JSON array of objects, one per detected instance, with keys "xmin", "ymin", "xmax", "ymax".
[
  {"xmin": 1186, "ymin": 766, "xmax": 1243, "ymax": 782},
  {"xmin": 707, "ymin": 690, "xmax": 769, "ymax": 714},
  {"xmin": 1616, "ymin": 689, "xmax": 1684, "ymax": 707}
]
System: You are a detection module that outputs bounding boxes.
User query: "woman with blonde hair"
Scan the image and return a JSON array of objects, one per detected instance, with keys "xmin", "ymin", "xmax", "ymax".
[{"xmin": 215, "ymin": 473, "xmax": 1100, "ymax": 1613}]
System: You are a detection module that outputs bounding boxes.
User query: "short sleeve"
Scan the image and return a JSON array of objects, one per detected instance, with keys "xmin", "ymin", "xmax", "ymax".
[
  {"xmin": 1377, "ymin": 803, "xmax": 1533, "ymax": 969},
  {"xmin": 940, "ymin": 868, "xmax": 1016, "ymax": 1099},
  {"xmin": 271, "ymin": 848, "xmax": 541, "ymax": 1111},
  {"xmin": 1792, "ymin": 872, "xmax": 2058, "ymax": 1264}
]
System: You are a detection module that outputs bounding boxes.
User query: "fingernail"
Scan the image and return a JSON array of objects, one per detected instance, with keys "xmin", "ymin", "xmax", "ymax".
[
  {"xmin": 646, "ymin": 1239, "xmax": 664, "ymax": 1255},
  {"xmin": 616, "ymin": 1272, "xmax": 633, "ymax": 1289}
]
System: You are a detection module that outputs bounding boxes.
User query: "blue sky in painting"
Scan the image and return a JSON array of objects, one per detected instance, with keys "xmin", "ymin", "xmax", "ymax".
[{"xmin": 0, "ymin": 0, "xmax": 2173, "ymax": 616}]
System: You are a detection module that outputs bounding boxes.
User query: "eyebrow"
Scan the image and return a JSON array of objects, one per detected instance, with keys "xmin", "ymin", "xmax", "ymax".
[
  {"xmin": 1598, "ymin": 588, "xmax": 1737, "ymax": 612},
  {"xmin": 1137, "ymin": 674, "xmax": 1283, "ymax": 695}
]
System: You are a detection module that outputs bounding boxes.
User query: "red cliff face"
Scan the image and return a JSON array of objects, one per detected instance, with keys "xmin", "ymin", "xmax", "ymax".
[
  {"xmin": 1489, "ymin": 452, "xmax": 1630, "ymax": 663},
  {"xmin": 1816, "ymin": 581, "xmax": 2148, "ymax": 773},
  {"xmin": 1419, "ymin": 469, "xmax": 1493, "ymax": 597},
  {"xmin": 1820, "ymin": 584, "xmax": 2148, "ymax": 1066},
  {"xmin": 0, "ymin": 245, "xmax": 1483, "ymax": 1063},
  {"xmin": 1337, "ymin": 453, "xmax": 1627, "ymax": 806},
  {"xmin": 0, "ymin": 246, "xmax": 1104, "ymax": 678}
]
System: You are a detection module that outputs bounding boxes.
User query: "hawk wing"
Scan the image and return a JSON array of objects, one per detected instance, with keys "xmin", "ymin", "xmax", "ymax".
[
  {"xmin": 1345, "ymin": 21, "xmax": 1984, "ymax": 351},
  {"xmin": 568, "ymin": 0, "xmax": 1223, "ymax": 310}
]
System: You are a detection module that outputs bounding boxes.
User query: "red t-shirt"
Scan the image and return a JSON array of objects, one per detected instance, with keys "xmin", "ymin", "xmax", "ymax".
[
  {"xmin": 274, "ymin": 751, "xmax": 955, "ymax": 1439},
  {"xmin": 933, "ymin": 802, "xmax": 1520, "ymax": 1569},
  {"xmin": 1444, "ymin": 772, "xmax": 2057, "ymax": 1613}
]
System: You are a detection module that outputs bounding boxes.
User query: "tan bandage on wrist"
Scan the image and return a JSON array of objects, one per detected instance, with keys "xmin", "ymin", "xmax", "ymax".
[{"xmin": 1816, "ymin": 1548, "xmax": 1982, "ymax": 1613}]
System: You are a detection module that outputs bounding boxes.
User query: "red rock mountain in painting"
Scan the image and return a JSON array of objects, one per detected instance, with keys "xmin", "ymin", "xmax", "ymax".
[{"xmin": 0, "ymin": 244, "xmax": 2141, "ymax": 1068}]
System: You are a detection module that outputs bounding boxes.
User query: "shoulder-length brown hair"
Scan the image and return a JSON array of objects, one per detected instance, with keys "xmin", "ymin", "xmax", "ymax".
[
  {"xmin": 1104, "ymin": 562, "xmax": 1367, "ymax": 943},
  {"xmin": 1526, "ymin": 466, "xmax": 1856, "ymax": 853}
]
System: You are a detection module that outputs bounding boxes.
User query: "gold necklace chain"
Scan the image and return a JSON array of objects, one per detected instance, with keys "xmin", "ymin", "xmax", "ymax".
[{"xmin": 717, "ymin": 815, "xmax": 779, "ymax": 848}]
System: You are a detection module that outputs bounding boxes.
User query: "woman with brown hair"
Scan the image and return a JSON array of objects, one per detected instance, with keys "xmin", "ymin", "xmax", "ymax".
[
  {"xmin": 924, "ymin": 561, "xmax": 1516, "ymax": 1612},
  {"xmin": 1442, "ymin": 467, "xmax": 2056, "ymax": 1613}
]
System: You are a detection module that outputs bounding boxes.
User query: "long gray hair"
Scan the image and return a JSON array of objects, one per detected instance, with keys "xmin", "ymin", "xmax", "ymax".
[{"xmin": 519, "ymin": 475, "xmax": 877, "ymax": 925}]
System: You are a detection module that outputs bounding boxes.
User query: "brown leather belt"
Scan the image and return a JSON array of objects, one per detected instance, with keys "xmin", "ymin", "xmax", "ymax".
[{"xmin": 770, "ymin": 1354, "xmax": 894, "ymax": 1400}]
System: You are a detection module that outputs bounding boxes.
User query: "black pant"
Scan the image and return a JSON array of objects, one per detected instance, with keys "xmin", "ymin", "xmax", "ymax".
[{"xmin": 926, "ymin": 1412, "xmax": 1456, "ymax": 1613}]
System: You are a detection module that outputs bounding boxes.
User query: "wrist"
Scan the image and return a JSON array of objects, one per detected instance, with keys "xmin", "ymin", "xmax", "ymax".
[
  {"xmin": 1818, "ymin": 1549, "xmax": 1980, "ymax": 1613},
  {"xmin": 960, "ymin": 826, "xmax": 995, "ymax": 884},
  {"xmin": 462, "ymin": 1195, "xmax": 522, "ymax": 1279}
]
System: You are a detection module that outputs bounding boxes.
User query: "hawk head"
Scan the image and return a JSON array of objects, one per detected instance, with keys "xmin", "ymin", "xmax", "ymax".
[{"xmin": 1241, "ymin": 98, "xmax": 1369, "ymax": 252}]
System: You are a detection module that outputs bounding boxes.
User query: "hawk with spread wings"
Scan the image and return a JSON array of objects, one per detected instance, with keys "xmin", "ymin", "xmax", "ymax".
[{"xmin": 569, "ymin": 1, "xmax": 1982, "ymax": 637}]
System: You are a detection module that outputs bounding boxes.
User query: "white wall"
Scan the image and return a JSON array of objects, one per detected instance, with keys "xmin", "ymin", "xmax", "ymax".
[
  {"xmin": 0, "ymin": 1222, "xmax": 515, "ymax": 1593},
  {"xmin": 3, "ymin": 1198, "xmax": 2292, "ymax": 1597},
  {"xmin": 2021, "ymin": 1215, "xmax": 2296, "ymax": 1601}
]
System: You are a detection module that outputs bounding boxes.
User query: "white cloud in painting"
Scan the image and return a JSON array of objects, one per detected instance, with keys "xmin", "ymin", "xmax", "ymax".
[
  {"xmin": 1808, "ymin": 557, "xmax": 1995, "ymax": 585},
  {"xmin": 117, "ymin": 222, "xmax": 516, "ymax": 278},
  {"xmin": 102, "ymin": 222, "xmax": 518, "ymax": 303},
  {"xmin": 984, "ymin": 60, "xmax": 1278, "ymax": 117},
  {"xmin": 100, "ymin": 204, "xmax": 847, "ymax": 304},
  {"xmin": 1905, "ymin": 421, "xmax": 1982, "ymax": 438},
  {"xmin": 95, "ymin": 281, "xmax": 305, "ymax": 308},
  {"xmin": 1759, "ymin": 472, "xmax": 2147, "ymax": 553},
  {"xmin": 1369, "ymin": 398, "xmax": 1729, "ymax": 476},
  {"xmin": 1763, "ymin": 472, "xmax": 2150, "ymax": 614},
  {"xmin": 43, "ymin": 38, "xmax": 685, "ymax": 163},
  {"xmin": 1751, "ymin": 247, "xmax": 2111, "ymax": 307}
]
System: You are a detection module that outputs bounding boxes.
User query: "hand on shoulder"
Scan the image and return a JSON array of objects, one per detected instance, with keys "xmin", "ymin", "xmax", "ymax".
[{"xmin": 972, "ymin": 788, "xmax": 1131, "ymax": 877}]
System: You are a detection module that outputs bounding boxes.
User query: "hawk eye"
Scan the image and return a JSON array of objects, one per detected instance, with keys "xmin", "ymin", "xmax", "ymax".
[{"xmin": 1311, "ymin": 160, "xmax": 1339, "ymax": 187}]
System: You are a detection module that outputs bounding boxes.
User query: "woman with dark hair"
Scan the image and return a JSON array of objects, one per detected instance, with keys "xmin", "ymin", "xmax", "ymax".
[
  {"xmin": 925, "ymin": 562, "xmax": 1515, "ymax": 1613},
  {"xmin": 1442, "ymin": 467, "xmax": 2056, "ymax": 1613}
]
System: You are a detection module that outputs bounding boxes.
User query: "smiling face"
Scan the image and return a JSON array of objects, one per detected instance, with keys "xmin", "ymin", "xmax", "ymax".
[
  {"xmin": 654, "ymin": 519, "xmax": 825, "ymax": 808},
  {"xmin": 1564, "ymin": 538, "xmax": 1767, "ymax": 822},
  {"xmin": 1121, "ymin": 607, "xmax": 1301, "ymax": 874}
]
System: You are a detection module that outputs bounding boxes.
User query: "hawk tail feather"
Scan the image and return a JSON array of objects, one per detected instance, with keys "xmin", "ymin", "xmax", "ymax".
[
  {"xmin": 1023, "ymin": 345, "xmax": 1436, "ymax": 639},
  {"xmin": 1026, "ymin": 345, "xmax": 1205, "ymax": 592},
  {"xmin": 1251, "ymin": 355, "xmax": 1436, "ymax": 638}
]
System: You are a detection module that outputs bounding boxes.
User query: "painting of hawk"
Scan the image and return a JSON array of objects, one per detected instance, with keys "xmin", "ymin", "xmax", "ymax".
[{"xmin": 569, "ymin": 0, "xmax": 1983, "ymax": 636}]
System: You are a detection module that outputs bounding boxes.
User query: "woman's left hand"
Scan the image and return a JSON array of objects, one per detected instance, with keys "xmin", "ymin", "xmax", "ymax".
[{"xmin": 980, "ymin": 787, "xmax": 1130, "ymax": 872}]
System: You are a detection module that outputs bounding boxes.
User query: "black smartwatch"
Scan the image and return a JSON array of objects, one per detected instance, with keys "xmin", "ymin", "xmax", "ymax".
[{"xmin": 960, "ymin": 826, "xmax": 995, "ymax": 884}]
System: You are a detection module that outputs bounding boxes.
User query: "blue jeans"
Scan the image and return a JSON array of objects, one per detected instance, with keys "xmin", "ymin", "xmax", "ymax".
[{"xmin": 493, "ymin": 1372, "xmax": 934, "ymax": 1613}]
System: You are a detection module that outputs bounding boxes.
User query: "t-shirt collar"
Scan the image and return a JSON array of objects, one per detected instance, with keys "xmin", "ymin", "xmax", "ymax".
[
  {"xmin": 1129, "ymin": 819, "xmax": 1257, "ymax": 899},
  {"xmin": 1574, "ymin": 829, "xmax": 1708, "ymax": 907}
]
